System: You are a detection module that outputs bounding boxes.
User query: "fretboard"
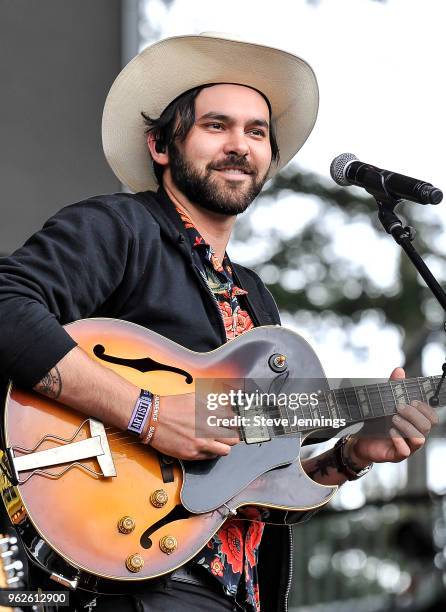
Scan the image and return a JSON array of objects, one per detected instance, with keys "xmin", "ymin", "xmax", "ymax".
[
  {"xmin": 242, "ymin": 375, "xmax": 445, "ymax": 443},
  {"xmin": 305, "ymin": 375, "xmax": 445, "ymax": 432}
]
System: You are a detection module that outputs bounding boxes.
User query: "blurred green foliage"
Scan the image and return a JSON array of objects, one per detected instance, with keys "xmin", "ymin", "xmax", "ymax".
[{"xmin": 235, "ymin": 167, "xmax": 446, "ymax": 374}]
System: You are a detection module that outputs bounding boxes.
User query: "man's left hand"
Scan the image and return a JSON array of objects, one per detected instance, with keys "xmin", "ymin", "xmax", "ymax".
[{"xmin": 346, "ymin": 367, "xmax": 439, "ymax": 467}]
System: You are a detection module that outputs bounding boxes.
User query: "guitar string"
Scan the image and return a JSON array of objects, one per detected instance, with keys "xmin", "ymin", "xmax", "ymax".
[
  {"xmin": 76, "ymin": 377, "xmax": 443, "ymax": 446},
  {"xmin": 130, "ymin": 380, "xmax": 442, "ymax": 426},
  {"xmin": 98, "ymin": 377, "xmax": 442, "ymax": 421},
  {"xmin": 32, "ymin": 380, "xmax": 443, "ymax": 473}
]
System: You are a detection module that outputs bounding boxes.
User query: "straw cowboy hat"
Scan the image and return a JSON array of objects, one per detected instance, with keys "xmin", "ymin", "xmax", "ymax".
[{"xmin": 102, "ymin": 32, "xmax": 319, "ymax": 193}]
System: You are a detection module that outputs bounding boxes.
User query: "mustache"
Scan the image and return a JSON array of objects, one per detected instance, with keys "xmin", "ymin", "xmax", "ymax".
[{"xmin": 209, "ymin": 158, "xmax": 256, "ymax": 175}]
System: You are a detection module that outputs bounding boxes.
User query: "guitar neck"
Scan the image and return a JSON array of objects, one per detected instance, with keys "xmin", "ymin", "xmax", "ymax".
[
  {"xmin": 243, "ymin": 375, "xmax": 444, "ymax": 442},
  {"xmin": 311, "ymin": 375, "xmax": 444, "ymax": 431}
]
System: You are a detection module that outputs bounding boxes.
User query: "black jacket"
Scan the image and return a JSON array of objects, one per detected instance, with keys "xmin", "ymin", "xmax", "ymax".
[{"xmin": 0, "ymin": 188, "xmax": 292, "ymax": 611}]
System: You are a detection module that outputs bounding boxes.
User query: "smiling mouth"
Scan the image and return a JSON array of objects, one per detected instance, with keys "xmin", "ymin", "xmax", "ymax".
[{"xmin": 213, "ymin": 167, "xmax": 252, "ymax": 176}]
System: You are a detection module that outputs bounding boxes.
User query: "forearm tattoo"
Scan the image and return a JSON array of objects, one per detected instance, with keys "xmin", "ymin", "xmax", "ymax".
[
  {"xmin": 305, "ymin": 450, "xmax": 339, "ymax": 479},
  {"xmin": 36, "ymin": 366, "xmax": 62, "ymax": 400}
]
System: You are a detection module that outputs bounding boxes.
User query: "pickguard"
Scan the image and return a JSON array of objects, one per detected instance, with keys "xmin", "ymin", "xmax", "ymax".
[{"xmin": 181, "ymin": 435, "xmax": 300, "ymax": 513}]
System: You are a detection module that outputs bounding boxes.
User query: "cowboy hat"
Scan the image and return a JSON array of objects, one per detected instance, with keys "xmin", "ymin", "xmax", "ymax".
[{"xmin": 102, "ymin": 32, "xmax": 319, "ymax": 193}]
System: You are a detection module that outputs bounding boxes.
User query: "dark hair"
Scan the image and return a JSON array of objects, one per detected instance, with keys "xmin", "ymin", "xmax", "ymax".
[{"xmin": 142, "ymin": 84, "xmax": 280, "ymax": 186}]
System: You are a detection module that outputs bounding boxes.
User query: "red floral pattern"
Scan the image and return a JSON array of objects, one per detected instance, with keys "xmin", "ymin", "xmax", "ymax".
[
  {"xmin": 245, "ymin": 522, "xmax": 264, "ymax": 567},
  {"xmin": 219, "ymin": 302, "xmax": 255, "ymax": 339},
  {"xmin": 218, "ymin": 521, "xmax": 244, "ymax": 574},
  {"xmin": 210, "ymin": 557, "xmax": 224, "ymax": 577},
  {"xmin": 176, "ymin": 205, "xmax": 264, "ymax": 611}
]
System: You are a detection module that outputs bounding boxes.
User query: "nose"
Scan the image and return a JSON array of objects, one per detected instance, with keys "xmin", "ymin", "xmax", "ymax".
[{"xmin": 222, "ymin": 129, "xmax": 250, "ymax": 158}]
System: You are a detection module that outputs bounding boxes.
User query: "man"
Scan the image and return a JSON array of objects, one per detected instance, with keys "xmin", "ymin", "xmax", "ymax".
[{"xmin": 0, "ymin": 33, "xmax": 438, "ymax": 611}]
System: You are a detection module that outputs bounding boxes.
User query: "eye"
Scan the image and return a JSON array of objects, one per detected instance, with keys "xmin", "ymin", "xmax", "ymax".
[
  {"xmin": 248, "ymin": 128, "xmax": 267, "ymax": 137},
  {"xmin": 206, "ymin": 122, "xmax": 224, "ymax": 130}
]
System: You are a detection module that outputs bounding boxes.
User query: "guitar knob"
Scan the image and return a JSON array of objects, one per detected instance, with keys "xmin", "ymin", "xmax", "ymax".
[
  {"xmin": 159, "ymin": 535, "xmax": 177, "ymax": 555},
  {"xmin": 150, "ymin": 489, "xmax": 168, "ymax": 508},
  {"xmin": 269, "ymin": 353, "xmax": 287, "ymax": 372},
  {"xmin": 117, "ymin": 516, "xmax": 136, "ymax": 534},
  {"xmin": 125, "ymin": 553, "xmax": 144, "ymax": 573}
]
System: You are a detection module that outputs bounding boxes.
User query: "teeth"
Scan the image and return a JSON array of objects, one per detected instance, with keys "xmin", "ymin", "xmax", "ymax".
[{"xmin": 220, "ymin": 169, "xmax": 245, "ymax": 174}]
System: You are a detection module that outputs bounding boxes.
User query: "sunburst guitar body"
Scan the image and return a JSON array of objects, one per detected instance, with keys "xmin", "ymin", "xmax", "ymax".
[{"xmin": 0, "ymin": 318, "xmax": 342, "ymax": 593}]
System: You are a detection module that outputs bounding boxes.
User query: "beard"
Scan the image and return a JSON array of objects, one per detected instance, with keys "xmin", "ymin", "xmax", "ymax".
[{"xmin": 168, "ymin": 142, "xmax": 269, "ymax": 216}]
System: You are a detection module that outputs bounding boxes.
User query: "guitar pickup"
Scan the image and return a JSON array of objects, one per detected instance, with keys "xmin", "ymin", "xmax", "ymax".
[{"xmin": 238, "ymin": 403, "xmax": 271, "ymax": 445}]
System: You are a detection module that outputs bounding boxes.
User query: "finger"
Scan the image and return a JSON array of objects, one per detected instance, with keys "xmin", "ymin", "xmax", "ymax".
[
  {"xmin": 389, "ymin": 427, "xmax": 411, "ymax": 459},
  {"xmin": 409, "ymin": 399, "xmax": 440, "ymax": 425},
  {"xmin": 391, "ymin": 416, "xmax": 425, "ymax": 452},
  {"xmin": 202, "ymin": 440, "xmax": 234, "ymax": 456},
  {"xmin": 396, "ymin": 404, "xmax": 432, "ymax": 436},
  {"xmin": 389, "ymin": 367, "xmax": 405, "ymax": 381},
  {"xmin": 392, "ymin": 412, "xmax": 425, "ymax": 440},
  {"xmin": 195, "ymin": 452, "xmax": 219, "ymax": 460},
  {"xmin": 215, "ymin": 436, "xmax": 240, "ymax": 445}
]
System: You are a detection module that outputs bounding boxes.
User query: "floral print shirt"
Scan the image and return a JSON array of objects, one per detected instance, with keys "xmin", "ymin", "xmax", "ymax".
[{"xmin": 175, "ymin": 205, "xmax": 264, "ymax": 612}]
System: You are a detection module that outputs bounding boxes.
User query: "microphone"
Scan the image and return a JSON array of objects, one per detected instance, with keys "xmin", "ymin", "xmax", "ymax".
[{"xmin": 330, "ymin": 153, "xmax": 443, "ymax": 205}]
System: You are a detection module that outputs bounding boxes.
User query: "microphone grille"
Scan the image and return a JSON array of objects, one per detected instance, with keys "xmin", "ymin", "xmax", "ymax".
[{"xmin": 330, "ymin": 153, "xmax": 358, "ymax": 186}]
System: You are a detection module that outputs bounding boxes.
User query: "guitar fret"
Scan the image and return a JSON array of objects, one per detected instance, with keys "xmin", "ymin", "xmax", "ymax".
[
  {"xmin": 417, "ymin": 378, "xmax": 427, "ymax": 402},
  {"xmin": 355, "ymin": 386, "xmax": 371, "ymax": 419},
  {"xmin": 364, "ymin": 384, "xmax": 385, "ymax": 419},
  {"xmin": 340, "ymin": 389, "xmax": 352, "ymax": 422},
  {"xmin": 282, "ymin": 395, "xmax": 293, "ymax": 437},
  {"xmin": 310, "ymin": 396, "xmax": 321, "ymax": 422},
  {"xmin": 403, "ymin": 379, "xmax": 421, "ymax": 404},
  {"xmin": 421, "ymin": 377, "xmax": 435, "ymax": 403},
  {"xmin": 388, "ymin": 382, "xmax": 398, "ymax": 415},
  {"xmin": 402, "ymin": 379, "xmax": 410, "ymax": 404},
  {"xmin": 345, "ymin": 386, "xmax": 362, "ymax": 423},
  {"xmin": 341, "ymin": 388, "xmax": 353, "ymax": 422},
  {"xmin": 299, "ymin": 402, "xmax": 305, "ymax": 430},
  {"xmin": 287, "ymin": 399, "xmax": 306, "ymax": 434},
  {"xmin": 316, "ymin": 393, "xmax": 327, "ymax": 424},
  {"xmin": 389, "ymin": 380, "xmax": 408, "ymax": 414},
  {"xmin": 415, "ymin": 378, "xmax": 427, "ymax": 403},
  {"xmin": 325, "ymin": 391, "xmax": 340, "ymax": 421},
  {"xmin": 376, "ymin": 384, "xmax": 386, "ymax": 416},
  {"xmin": 299, "ymin": 399, "xmax": 308, "ymax": 424},
  {"xmin": 352, "ymin": 386, "xmax": 364, "ymax": 421},
  {"xmin": 430, "ymin": 376, "xmax": 439, "ymax": 402},
  {"xmin": 320, "ymin": 391, "xmax": 333, "ymax": 423},
  {"xmin": 332, "ymin": 389, "xmax": 348, "ymax": 423}
]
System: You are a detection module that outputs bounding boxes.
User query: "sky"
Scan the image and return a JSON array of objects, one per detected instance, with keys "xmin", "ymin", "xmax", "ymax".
[
  {"xmin": 138, "ymin": 0, "xmax": 446, "ymax": 501},
  {"xmin": 143, "ymin": 0, "xmax": 445, "ymax": 186}
]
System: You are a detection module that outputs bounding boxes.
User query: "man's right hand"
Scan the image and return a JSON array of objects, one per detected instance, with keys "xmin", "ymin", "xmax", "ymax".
[{"xmin": 150, "ymin": 393, "xmax": 240, "ymax": 460}]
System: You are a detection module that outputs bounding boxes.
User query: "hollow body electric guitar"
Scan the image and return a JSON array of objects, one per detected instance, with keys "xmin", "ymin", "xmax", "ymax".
[{"xmin": 0, "ymin": 319, "xmax": 443, "ymax": 593}]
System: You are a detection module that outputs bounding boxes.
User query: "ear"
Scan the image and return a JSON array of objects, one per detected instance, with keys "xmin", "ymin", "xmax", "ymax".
[{"xmin": 147, "ymin": 133, "xmax": 169, "ymax": 167}]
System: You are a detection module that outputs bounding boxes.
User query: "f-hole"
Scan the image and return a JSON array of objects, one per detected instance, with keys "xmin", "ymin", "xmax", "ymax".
[
  {"xmin": 93, "ymin": 345, "xmax": 193, "ymax": 384},
  {"xmin": 139, "ymin": 505, "xmax": 190, "ymax": 549}
]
